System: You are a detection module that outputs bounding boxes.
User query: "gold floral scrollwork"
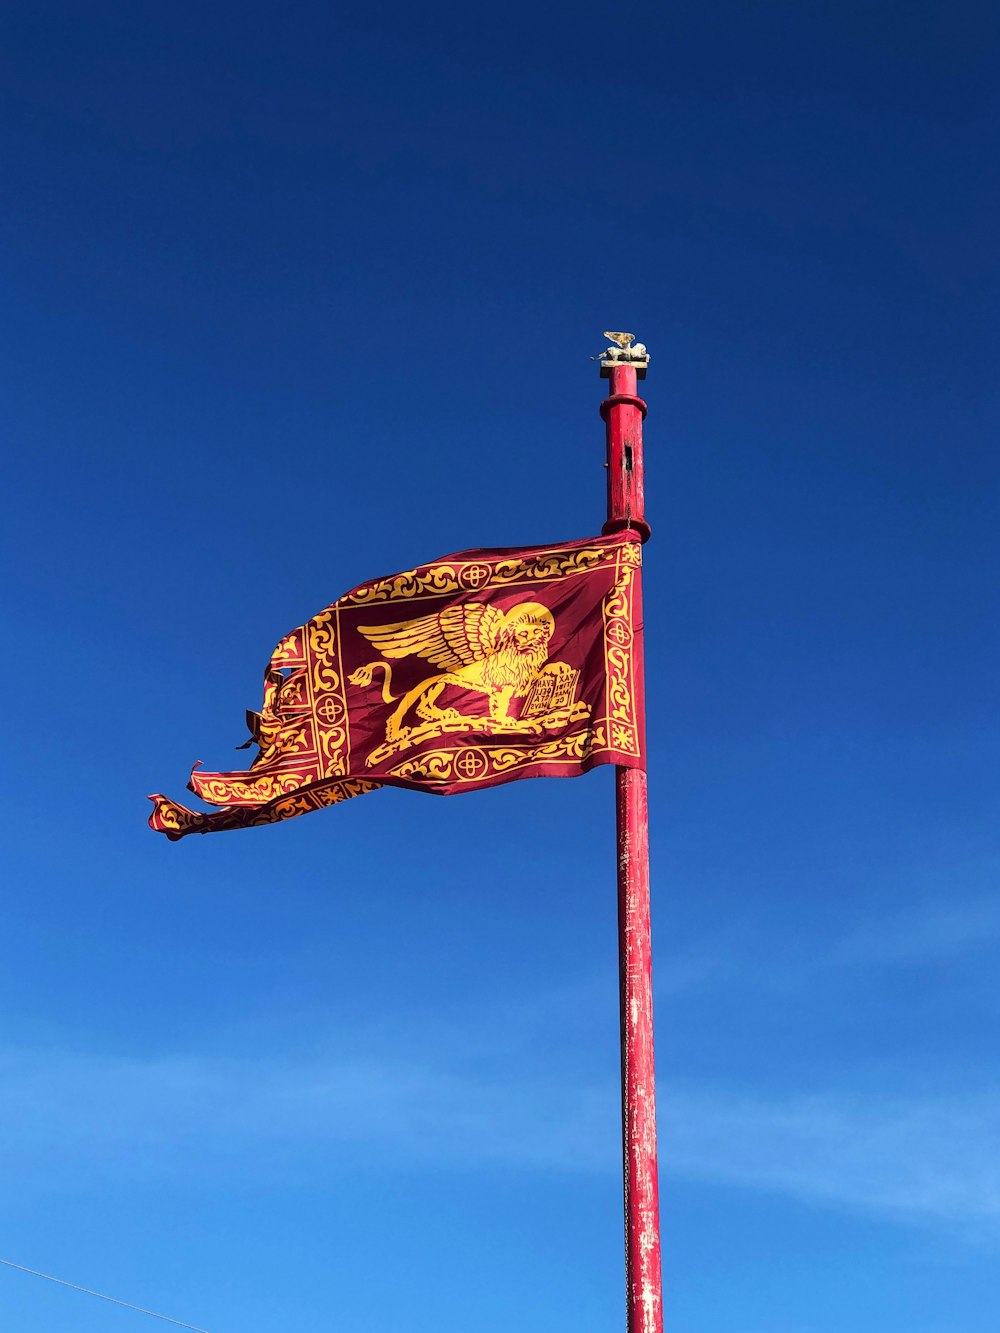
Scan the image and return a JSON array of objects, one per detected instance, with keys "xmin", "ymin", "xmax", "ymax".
[
  {"xmin": 602, "ymin": 552, "xmax": 640, "ymax": 757},
  {"xmin": 263, "ymin": 778, "xmax": 378, "ymax": 824},
  {"xmin": 386, "ymin": 727, "xmax": 605, "ymax": 786},
  {"xmin": 344, "ymin": 563, "xmax": 463, "ymax": 606},
  {"xmin": 307, "ymin": 608, "xmax": 352, "ymax": 778},
  {"xmin": 342, "ymin": 542, "xmax": 618, "ymax": 606},
  {"xmin": 385, "ymin": 752, "xmax": 456, "ymax": 783},
  {"xmin": 196, "ymin": 770, "xmax": 306, "ymax": 808}
]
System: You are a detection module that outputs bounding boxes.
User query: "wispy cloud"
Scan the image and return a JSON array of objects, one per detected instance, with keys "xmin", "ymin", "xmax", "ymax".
[
  {"xmin": 0, "ymin": 1045, "xmax": 616, "ymax": 1183},
  {"xmin": 660, "ymin": 1086, "xmax": 1000, "ymax": 1229},
  {"xmin": 3, "ymin": 1043, "xmax": 1000, "ymax": 1238},
  {"xmin": 834, "ymin": 895, "xmax": 1000, "ymax": 966},
  {"xmin": 655, "ymin": 947, "xmax": 727, "ymax": 996}
]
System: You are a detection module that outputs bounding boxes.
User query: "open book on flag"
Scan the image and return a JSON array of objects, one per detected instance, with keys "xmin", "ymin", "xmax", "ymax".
[{"xmin": 149, "ymin": 532, "xmax": 644, "ymax": 839}]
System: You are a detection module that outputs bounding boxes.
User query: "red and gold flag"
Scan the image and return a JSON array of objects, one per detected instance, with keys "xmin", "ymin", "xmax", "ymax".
[{"xmin": 149, "ymin": 533, "xmax": 644, "ymax": 839}]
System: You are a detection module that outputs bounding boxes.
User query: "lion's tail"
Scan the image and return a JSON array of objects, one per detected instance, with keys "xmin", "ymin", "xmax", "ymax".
[{"xmin": 348, "ymin": 660, "xmax": 398, "ymax": 703}]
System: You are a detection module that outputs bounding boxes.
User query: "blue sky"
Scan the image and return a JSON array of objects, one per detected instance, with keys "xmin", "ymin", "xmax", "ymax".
[{"xmin": 1, "ymin": 2, "xmax": 997, "ymax": 1330}]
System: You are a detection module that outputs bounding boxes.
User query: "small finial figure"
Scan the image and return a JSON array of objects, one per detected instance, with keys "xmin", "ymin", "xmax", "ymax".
[{"xmin": 599, "ymin": 331, "xmax": 649, "ymax": 372}]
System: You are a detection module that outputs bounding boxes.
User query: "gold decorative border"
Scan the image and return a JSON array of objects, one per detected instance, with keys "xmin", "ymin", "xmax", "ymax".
[
  {"xmin": 602, "ymin": 540, "xmax": 642, "ymax": 759},
  {"xmin": 192, "ymin": 768, "xmax": 308, "ymax": 808},
  {"xmin": 386, "ymin": 726, "xmax": 608, "ymax": 786},
  {"xmin": 261, "ymin": 777, "xmax": 378, "ymax": 823},
  {"xmin": 342, "ymin": 542, "xmax": 616, "ymax": 607},
  {"xmin": 308, "ymin": 607, "xmax": 351, "ymax": 779},
  {"xmin": 151, "ymin": 777, "xmax": 378, "ymax": 838}
]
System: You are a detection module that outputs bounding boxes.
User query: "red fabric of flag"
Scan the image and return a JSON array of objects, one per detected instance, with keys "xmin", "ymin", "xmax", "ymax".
[{"xmin": 149, "ymin": 533, "xmax": 644, "ymax": 839}]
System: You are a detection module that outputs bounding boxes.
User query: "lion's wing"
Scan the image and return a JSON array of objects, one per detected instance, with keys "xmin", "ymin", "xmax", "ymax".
[{"xmin": 357, "ymin": 603, "xmax": 502, "ymax": 670}]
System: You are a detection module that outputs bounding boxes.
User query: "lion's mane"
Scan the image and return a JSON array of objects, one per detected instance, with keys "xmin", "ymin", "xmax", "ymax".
[{"xmin": 481, "ymin": 626, "xmax": 550, "ymax": 693}]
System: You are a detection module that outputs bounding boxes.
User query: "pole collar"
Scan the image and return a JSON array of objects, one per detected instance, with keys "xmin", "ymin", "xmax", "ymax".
[{"xmin": 600, "ymin": 393, "xmax": 648, "ymax": 422}]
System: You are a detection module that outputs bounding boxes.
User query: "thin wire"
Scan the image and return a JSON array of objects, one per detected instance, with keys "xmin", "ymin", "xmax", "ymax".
[{"xmin": 0, "ymin": 1257, "xmax": 212, "ymax": 1332}]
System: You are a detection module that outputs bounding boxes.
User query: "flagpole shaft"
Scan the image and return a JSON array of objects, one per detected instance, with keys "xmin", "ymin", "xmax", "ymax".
[{"xmin": 601, "ymin": 355, "xmax": 663, "ymax": 1333}]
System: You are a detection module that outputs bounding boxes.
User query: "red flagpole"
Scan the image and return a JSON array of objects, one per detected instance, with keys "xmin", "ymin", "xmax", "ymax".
[{"xmin": 600, "ymin": 335, "xmax": 662, "ymax": 1333}]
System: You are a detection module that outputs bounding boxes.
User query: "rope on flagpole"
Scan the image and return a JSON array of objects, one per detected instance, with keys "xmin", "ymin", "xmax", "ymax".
[{"xmin": 0, "ymin": 1257, "xmax": 212, "ymax": 1332}]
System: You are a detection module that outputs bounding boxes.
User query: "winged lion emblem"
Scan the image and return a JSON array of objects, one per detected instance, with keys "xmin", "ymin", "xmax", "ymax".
[{"xmin": 348, "ymin": 600, "xmax": 578, "ymax": 748}]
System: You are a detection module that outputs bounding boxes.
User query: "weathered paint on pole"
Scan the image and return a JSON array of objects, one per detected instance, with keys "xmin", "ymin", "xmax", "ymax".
[{"xmin": 601, "ymin": 349, "xmax": 663, "ymax": 1333}]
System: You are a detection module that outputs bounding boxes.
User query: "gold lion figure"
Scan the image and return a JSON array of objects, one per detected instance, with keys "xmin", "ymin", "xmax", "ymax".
[{"xmin": 349, "ymin": 600, "xmax": 559, "ymax": 742}]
